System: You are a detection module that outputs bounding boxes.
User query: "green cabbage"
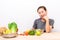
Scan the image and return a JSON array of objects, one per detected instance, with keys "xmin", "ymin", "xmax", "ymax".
[{"xmin": 8, "ymin": 22, "xmax": 17, "ymax": 33}]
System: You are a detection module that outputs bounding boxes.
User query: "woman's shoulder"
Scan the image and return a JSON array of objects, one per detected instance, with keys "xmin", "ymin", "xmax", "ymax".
[
  {"xmin": 49, "ymin": 19, "xmax": 54, "ymax": 21},
  {"xmin": 35, "ymin": 18, "xmax": 41, "ymax": 21},
  {"xmin": 49, "ymin": 19, "xmax": 54, "ymax": 22}
]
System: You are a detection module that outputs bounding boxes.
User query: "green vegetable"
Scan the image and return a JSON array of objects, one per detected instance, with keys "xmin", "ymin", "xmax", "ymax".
[
  {"xmin": 8, "ymin": 22, "xmax": 18, "ymax": 33},
  {"xmin": 29, "ymin": 30, "xmax": 35, "ymax": 35}
]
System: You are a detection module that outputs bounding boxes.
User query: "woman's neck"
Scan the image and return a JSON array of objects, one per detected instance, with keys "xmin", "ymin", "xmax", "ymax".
[{"xmin": 41, "ymin": 18, "xmax": 46, "ymax": 22}]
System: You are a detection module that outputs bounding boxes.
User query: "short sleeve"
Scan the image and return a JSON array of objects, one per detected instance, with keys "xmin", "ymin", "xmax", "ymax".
[
  {"xmin": 33, "ymin": 20, "xmax": 37, "ymax": 29},
  {"xmin": 49, "ymin": 19, "xmax": 54, "ymax": 28}
]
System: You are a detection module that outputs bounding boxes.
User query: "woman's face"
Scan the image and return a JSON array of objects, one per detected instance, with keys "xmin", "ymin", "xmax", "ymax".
[{"xmin": 37, "ymin": 8, "xmax": 47, "ymax": 18}]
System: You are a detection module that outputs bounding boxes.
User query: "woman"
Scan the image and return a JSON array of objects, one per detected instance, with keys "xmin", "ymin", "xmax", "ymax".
[{"xmin": 33, "ymin": 6, "xmax": 54, "ymax": 33}]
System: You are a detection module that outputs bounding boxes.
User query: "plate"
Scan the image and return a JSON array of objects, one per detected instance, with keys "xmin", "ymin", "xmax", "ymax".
[{"xmin": 2, "ymin": 33, "xmax": 18, "ymax": 38}]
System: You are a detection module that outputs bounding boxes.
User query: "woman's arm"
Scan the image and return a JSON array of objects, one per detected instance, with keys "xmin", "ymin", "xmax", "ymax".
[
  {"xmin": 45, "ymin": 20, "xmax": 52, "ymax": 33},
  {"xmin": 43, "ymin": 16, "xmax": 52, "ymax": 33}
]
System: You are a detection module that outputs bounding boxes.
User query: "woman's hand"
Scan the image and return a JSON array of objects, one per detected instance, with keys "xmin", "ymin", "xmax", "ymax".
[{"xmin": 43, "ymin": 16, "xmax": 49, "ymax": 21}]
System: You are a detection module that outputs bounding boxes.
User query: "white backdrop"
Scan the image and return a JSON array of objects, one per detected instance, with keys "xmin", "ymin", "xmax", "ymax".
[{"xmin": 0, "ymin": 0, "xmax": 60, "ymax": 33}]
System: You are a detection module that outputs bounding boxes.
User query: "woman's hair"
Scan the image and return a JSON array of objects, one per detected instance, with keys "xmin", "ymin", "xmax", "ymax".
[{"xmin": 37, "ymin": 6, "xmax": 47, "ymax": 12}]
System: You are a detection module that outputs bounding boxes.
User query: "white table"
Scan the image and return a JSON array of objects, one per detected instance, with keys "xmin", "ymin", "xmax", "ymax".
[{"xmin": 0, "ymin": 32, "xmax": 60, "ymax": 40}]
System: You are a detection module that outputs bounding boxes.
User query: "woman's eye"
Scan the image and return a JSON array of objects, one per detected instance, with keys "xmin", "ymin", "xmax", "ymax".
[{"xmin": 39, "ymin": 12, "xmax": 41, "ymax": 14}]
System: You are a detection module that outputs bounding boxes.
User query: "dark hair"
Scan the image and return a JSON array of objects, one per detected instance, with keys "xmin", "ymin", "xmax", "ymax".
[{"xmin": 37, "ymin": 6, "xmax": 47, "ymax": 12}]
